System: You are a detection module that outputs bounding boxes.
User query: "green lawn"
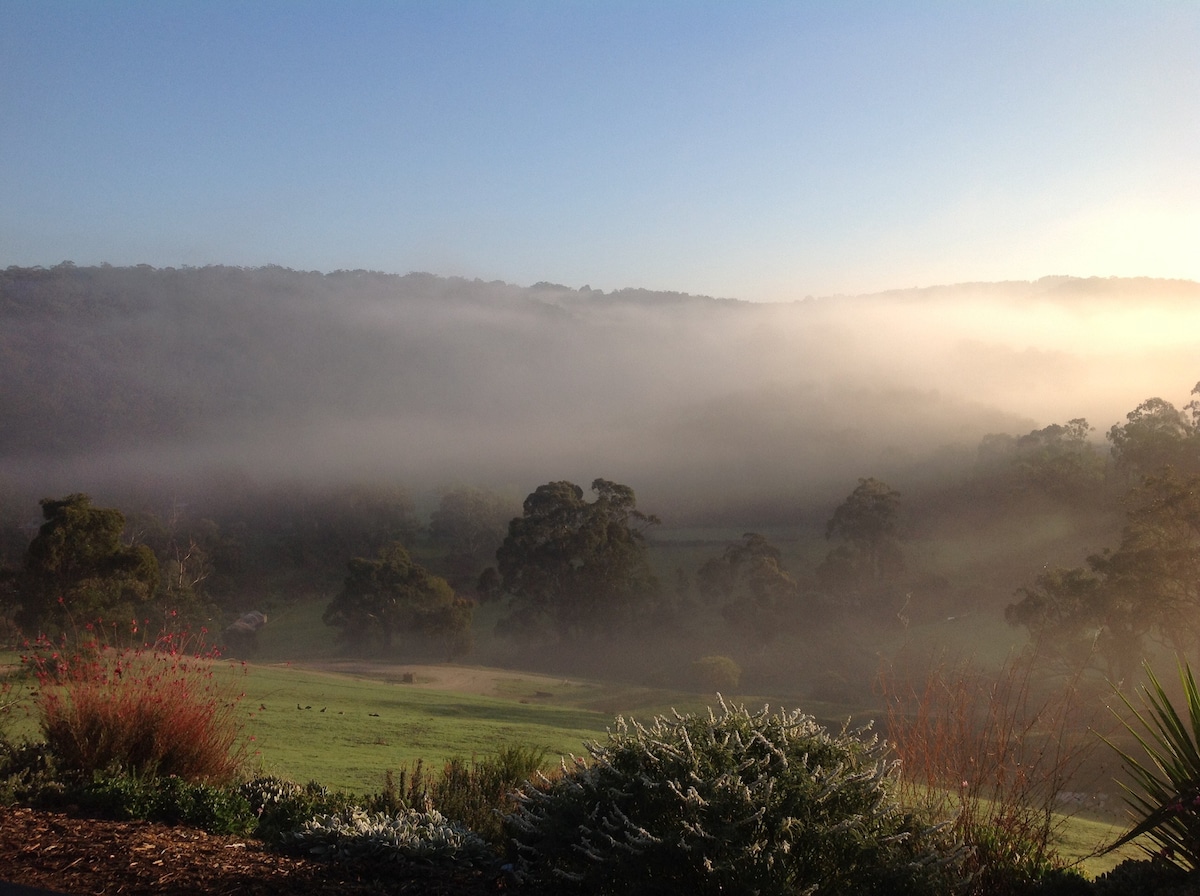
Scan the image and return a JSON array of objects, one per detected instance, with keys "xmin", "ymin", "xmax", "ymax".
[
  {"xmin": 236, "ymin": 663, "xmax": 613, "ymax": 794},
  {"xmin": 0, "ymin": 649, "xmax": 1149, "ymax": 876}
]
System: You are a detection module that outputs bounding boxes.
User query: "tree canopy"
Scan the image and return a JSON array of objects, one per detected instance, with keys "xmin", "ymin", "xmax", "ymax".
[
  {"xmin": 818, "ymin": 478, "xmax": 904, "ymax": 601},
  {"xmin": 1107, "ymin": 393, "xmax": 1200, "ymax": 484},
  {"xmin": 974, "ymin": 418, "xmax": 1107, "ymax": 508},
  {"xmin": 429, "ymin": 485, "xmax": 517, "ymax": 588},
  {"xmin": 322, "ymin": 541, "xmax": 471, "ymax": 657},
  {"xmin": 15, "ymin": 494, "xmax": 159, "ymax": 634},
  {"xmin": 1007, "ymin": 468, "xmax": 1200, "ymax": 679},
  {"xmin": 696, "ymin": 532, "xmax": 800, "ymax": 641},
  {"xmin": 488, "ymin": 478, "xmax": 661, "ymax": 640}
]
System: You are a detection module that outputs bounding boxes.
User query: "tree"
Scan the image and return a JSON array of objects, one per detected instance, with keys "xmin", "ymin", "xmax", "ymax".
[
  {"xmin": 322, "ymin": 541, "xmax": 470, "ymax": 655},
  {"xmin": 1005, "ymin": 566, "xmax": 1120, "ymax": 675},
  {"xmin": 1013, "ymin": 418, "xmax": 1104, "ymax": 501},
  {"xmin": 15, "ymin": 494, "xmax": 159, "ymax": 634},
  {"xmin": 428, "ymin": 485, "xmax": 517, "ymax": 588},
  {"xmin": 1107, "ymin": 396, "xmax": 1200, "ymax": 485},
  {"xmin": 126, "ymin": 503, "xmax": 222, "ymax": 628},
  {"xmin": 818, "ymin": 478, "xmax": 904, "ymax": 600},
  {"xmin": 1007, "ymin": 468, "xmax": 1200, "ymax": 680},
  {"xmin": 697, "ymin": 533, "xmax": 800, "ymax": 641},
  {"xmin": 488, "ymin": 478, "xmax": 661, "ymax": 640}
]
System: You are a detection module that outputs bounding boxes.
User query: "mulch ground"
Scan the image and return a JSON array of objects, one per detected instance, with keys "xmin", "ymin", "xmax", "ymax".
[{"xmin": 0, "ymin": 806, "xmax": 509, "ymax": 896}]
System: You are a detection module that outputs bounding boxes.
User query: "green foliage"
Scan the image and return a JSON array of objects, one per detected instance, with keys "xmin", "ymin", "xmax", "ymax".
[
  {"xmin": 491, "ymin": 478, "xmax": 662, "ymax": 640},
  {"xmin": 0, "ymin": 737, "xmax": 58, "ymax": 806},
  {"xmin": 1105, "ymin": 660, "xmax": 1200, "ymax": 871},
  {"xmin": 1107, "ymin": 392, "xmax": 1200, "ymax": 485},
  {"xmin": 976, "ymin": 419, "xmax": 1105, "ymax": 507},
  {"xmin": 322, "ymin": 541, "xmax": 471, "ymax": 655},
  {"xmin": 506, "ymin": 699, "xmax": 962, "ymax": 895},
  {"xmin": 240, "ymin": 776, "xmax": 356, "ymax": 843},
  {"xmin": 819, "ymin": 477, "xmax": 905, "ymax": 601},
  {"xmin": 285, "ymin": 805, "xmax": 495, "ymax": 867},
  {"xmin": 1006, "ymin": 567, "xmax": 1113, "ymax": 673},
  {"xmin": 16, "ymin": 494, "xmax": 160, "ymax": 634},
  {"xmin": 78, "ymin": 771, "xmax": 256, "ymax": 834},
  {"xmin": 1008, "ymin": 468, "xmax": 1200, "ymax": 679},
  {"xmin": 691, "ymin": 654, "xmax": 741, "ymax": 691},
  {"xmin": 429, "ymin": 485, "xmax": 518, "ymax": 588},
  {"xmin": 697, "ymin": 533, "xmax": 801, "ymax": 641},
  {"xmin": 1093, "ymin": 857, "xmax": 1196, "ymax": 895},
  {"xmin": 423, "ymin": 744, "xmax": 548, "ymax": 846}
]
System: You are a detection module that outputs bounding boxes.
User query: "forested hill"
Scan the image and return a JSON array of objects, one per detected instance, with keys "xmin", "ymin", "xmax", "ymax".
[{"xmin": 3, "ymin": 264, "xmax": 1198, "ymax": 520}]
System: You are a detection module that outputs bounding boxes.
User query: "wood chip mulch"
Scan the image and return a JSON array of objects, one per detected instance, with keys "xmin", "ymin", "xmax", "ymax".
[{"xmin": 0, "ymin": 806, "xmax": 509, "ymax": 896}]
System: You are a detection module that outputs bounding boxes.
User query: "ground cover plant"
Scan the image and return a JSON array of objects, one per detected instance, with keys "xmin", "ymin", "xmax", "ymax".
[{"xmin": 286, "ymin": 806, "xmax": 495, "ymax": 868}]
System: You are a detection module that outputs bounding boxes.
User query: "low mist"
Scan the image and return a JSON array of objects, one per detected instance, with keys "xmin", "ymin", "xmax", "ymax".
[{"xmin": 2, "ymin": 266, "xmax": 1198, "ymax": 522}]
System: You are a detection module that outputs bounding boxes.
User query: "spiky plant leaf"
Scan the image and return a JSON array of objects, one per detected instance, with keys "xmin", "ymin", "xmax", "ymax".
[{"xmin": 1104, "ymin": 660, "xmax": 1200, "ymax": 868}]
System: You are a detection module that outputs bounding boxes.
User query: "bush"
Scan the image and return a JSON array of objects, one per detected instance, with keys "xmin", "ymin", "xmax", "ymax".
[
  {"xmin": 241, "ymin": 776, "xmax": 356, "ymax": 843},
  {"xmin": 370, "ymin": 745, "xmax": 547, "ymax": 847},
  {"xmin": 285, "ymin": 806, "xmax": 495, "ymax": 868},
  {"xmin": 881, "ymin": 652, "xmax": 1100, "ymax": 894},
  {"xmin": 426, "ymin": 744, "xmax": 547, "ymax": 845},
  {"xmin": 78, "ymin": 771, "xmax": 255, "ymax": 834},
  {"xmin": 0, "ymin": 737, "xmax": 58, "ymax": 806},
  {"xmin": 505, "ymin": 698, "xmax": 963, "ymax": 895},
  {"xmin": 691, "ymin": 655, "xmax": 741, "ymax": 691},
  {"xmin": 23, "ymin": 625, "xmax": 250, "ymax": 783},
  {"xmin": 1092, "ymin": 857, "xmax": 1196, "ymax": 895}
]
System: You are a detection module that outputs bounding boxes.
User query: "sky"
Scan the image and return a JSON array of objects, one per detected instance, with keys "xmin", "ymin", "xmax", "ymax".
[{"xmin": 2, "ymin": 1, "xmax": 1197, "ymax": 302}]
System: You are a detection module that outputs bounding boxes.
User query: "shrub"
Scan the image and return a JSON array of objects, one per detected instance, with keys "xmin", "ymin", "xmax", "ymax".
[
  {"xmin": 1092, "ymin": 857, "xmax": 1196, "ymax": 895},
  {"xmin": 506, "ymin": 698, "xmax": 963, "ymax": 895},
  {"xmin": 78, "ymin": 771, "xmax": 255, "ymax": 834},
  {"xmin": 692, "ymin": 655, "xmax": 741, "ymax": 691},
  {"xmin": 372, "ymin": 745, "xmax": 548, "ymax": 846},
  {"xmin": 285, "ymin": 806, "xmax": 494, "ymax": 868},
  {"xmin": 23, "ymin": 624, "xmax": 249, "ymax": 783},
  {"xmin": 241, "ymin": 776, "xmax": 355, "ymax": 844},
  {"xmin": 1104, "ymin": 659, "xmax": 1200, "ymax": 871},
  {"xmin": 881, "ymin": 652, "xmax": 1100, "ymax": 893},
  {"xmin": 427, "ymin": 744, "xmax": 547, "ymax": 845},
  {"xmin": 0, "ymin": 737, "xmax": 58, "ymax": 806}
]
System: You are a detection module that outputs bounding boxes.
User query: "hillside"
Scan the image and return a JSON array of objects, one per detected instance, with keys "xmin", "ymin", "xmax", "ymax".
[{"xmin": 4, "ymin": 264, "xmax": 1198, "ymax": 523}]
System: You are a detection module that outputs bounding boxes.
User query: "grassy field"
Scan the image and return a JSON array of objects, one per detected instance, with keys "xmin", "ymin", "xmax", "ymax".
[
  {"xmin": 0, "ymin": 648, "xmax": 1146, "ymax": 877},
  {"xmin": 0, "ymin": 650, "xmax": 716, "ymax": 796},
  {"xmin": 239, "ymin": 663, "xmax": 615, "ymax": 793}
]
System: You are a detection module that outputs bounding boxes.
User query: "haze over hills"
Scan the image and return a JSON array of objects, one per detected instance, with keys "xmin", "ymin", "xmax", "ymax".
[{"xmin": 3, "ymin": 264, "xmax": 1198, "ymax": 523}]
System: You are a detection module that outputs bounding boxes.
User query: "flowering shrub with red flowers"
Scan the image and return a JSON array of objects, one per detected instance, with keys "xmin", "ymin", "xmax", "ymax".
[{"xmin": 21, "ymin": 613, "xmax": 250, "ymax": 784}]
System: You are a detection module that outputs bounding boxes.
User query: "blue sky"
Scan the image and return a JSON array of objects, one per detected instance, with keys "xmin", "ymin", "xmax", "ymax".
[{"xmin": 2, "ymin": 1, "xmax": 1196, "ymax": 301}]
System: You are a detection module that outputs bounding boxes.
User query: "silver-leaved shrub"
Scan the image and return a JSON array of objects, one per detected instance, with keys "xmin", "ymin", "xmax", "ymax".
[
  {"xmin": 286, "ymin": 806, "xmax": 494, "ymax": 867},
  {"xmin": 505, "ymin": 698, "xmax": 964, "ymax": 895}
]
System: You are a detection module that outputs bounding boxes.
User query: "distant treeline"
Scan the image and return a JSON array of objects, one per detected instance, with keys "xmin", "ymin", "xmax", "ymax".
[{"xmin": 5, "ymin": 263, "xmax": 1199, "ymax": 524}]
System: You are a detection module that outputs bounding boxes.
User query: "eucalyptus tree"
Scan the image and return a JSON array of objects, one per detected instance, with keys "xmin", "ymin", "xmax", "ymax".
[
  {"xmin": 16, "ymin": 493, "xmax": 159, "ymax": 634},
  {"xmin": 487, "ymin": 478, "xmax": 661, "ymax": 640},
  {"xmin": 323, "ymin": 541, "xmax": 471, "ymax": 656}
]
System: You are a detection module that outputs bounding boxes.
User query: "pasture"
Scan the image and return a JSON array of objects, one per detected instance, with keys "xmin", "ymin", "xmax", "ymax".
[
  {"xmin": 237, "ymin": 659, "xmax": 1149, "ymax": 878},
  {"xmin": 0, "ymin": 649, "xmax": 1145, "ymax": 877}
]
